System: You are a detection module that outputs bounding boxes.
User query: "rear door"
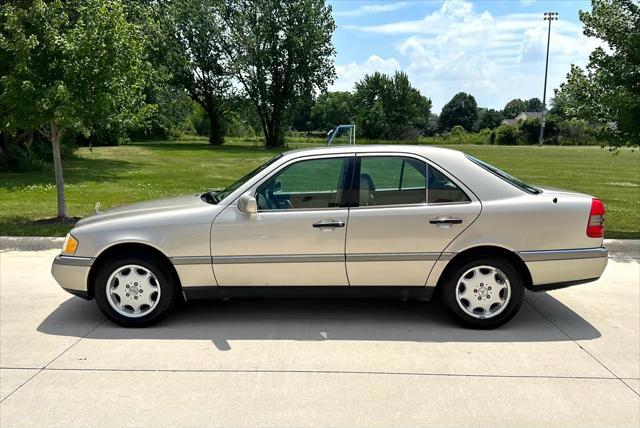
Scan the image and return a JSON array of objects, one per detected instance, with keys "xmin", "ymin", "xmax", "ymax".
[{"xmin": 346, "ymin": 153, "xmax": 481, "ymax": 286}]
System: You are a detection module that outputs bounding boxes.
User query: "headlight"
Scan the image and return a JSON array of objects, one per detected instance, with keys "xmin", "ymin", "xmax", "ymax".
[{"xmin": 62, "ymin": 234, "xmax": 79, "ymax": 255}]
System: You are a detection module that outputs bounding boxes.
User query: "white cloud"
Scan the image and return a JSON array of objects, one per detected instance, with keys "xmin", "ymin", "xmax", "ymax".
[
  {"xmin": 331, "ymin": 55, "xmax": 402, "ymax": 91},
  {"xmin": 335, "ymin": 0, "xmax": 601, "ymax": 111},
  {"xmin": 336, "ymin": 2, "xmax": 411, "ymax": 18}
]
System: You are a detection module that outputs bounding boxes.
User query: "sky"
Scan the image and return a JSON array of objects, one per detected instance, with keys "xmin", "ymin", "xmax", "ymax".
[{"xmin": 328, "ymin": 0, "xmax": 601, "ymax": 112}]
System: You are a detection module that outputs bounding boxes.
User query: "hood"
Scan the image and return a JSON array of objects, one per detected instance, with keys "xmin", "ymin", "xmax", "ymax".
[{"xmin": 76, "ymin": 194, "xmax": 208, "ymax": 227}]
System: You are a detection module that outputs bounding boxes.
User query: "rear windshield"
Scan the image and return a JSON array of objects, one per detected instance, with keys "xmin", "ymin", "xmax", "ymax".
[{"xmin": 466, "ymin": 155, "xmax": 541, "ymax": 194}]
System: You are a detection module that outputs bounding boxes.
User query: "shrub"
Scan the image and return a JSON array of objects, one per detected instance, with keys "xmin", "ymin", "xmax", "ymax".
[
  {"xmin": 494, "ymin": 124, "xmax": 521, "ymax": 145},
  {"xmin": 559, "ymin": 119, "xmax": 596, "ymax": 145}
]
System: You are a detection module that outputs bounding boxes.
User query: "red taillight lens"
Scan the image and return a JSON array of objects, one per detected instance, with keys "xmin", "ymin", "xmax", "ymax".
[{"xmin": 587, "ymin": 198, "xmax": 605, "ymax": 238}]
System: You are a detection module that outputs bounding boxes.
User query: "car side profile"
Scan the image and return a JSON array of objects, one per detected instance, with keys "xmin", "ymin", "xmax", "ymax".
[{"xmin": 51, "ymin": 145, "xmax": 608, "ymax": 328}]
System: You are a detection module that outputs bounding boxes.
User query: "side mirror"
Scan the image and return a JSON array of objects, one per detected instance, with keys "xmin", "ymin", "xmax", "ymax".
[{"xmin": 237, "ymin": 193, "xmax": 258, "ymax": 214}]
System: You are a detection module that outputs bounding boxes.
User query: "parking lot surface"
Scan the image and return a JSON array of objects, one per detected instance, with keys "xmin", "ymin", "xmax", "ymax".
[{"xmin": 1, "ymin": 242, "xmax": 639, "ymax": 427}]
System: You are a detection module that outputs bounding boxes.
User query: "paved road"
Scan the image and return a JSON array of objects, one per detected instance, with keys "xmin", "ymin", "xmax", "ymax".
[{"xmin": 1, "ymin": 246, "xmax": 638, "ymax": 427}]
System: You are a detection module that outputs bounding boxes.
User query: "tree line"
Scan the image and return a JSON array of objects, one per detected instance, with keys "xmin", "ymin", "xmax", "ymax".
[{"xmin": 1, "ymin": 0, "xmax": 637, "ymax": 218}]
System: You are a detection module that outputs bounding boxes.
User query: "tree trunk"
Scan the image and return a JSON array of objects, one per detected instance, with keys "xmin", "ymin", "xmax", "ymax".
[
  {"xmin": 264, "ymin": 119, "xmax": 284, "ymax": 148},
  {"xmin": 50, "ymin": 121, "xmax": 67, "ymax": 219},
  {"xmin": 205, "ymin": 98, "xmax": 224, "ymax": 146}
]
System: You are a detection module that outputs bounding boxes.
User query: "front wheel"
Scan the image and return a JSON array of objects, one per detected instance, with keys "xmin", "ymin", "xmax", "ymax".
[
  {"xmin": 94, "ymin": 255, "xmax": 178, "ymax": 327},
  {"xmin": 441, "ymin": 257, "xmax": 524, "ymax": 329}
]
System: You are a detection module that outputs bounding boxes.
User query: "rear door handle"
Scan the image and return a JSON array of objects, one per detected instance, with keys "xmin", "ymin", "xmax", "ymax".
[
  {"xmin": 313, "ymin": 220, "xmax": 345, "ymax": 228},
  {"xmin": 429, "ymin": 217, "xmax": 463, "ymax": 225}
]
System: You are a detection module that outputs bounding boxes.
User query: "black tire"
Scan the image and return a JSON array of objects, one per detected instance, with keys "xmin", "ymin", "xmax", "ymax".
[
  {"xmin": 441, "ymin": 257, "xmax": 524, "ymax": 329},
  {"xmin": 94, "ymin": 254, "xmax": 178, "ymax": 327}
]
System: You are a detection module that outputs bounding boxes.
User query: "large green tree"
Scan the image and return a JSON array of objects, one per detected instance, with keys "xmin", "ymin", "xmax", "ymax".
[
  {"xmin": 502, "ymin": 98, "xmax": 527, "ymax": 119},
  {"xmin": 1, "ymin": 0, "xmax": 150, "ymax": 218},
  {"xmin": 215, "ymin": 0, "xmax": 336, "ymax": 147},
  {"xmin": 166, "ymin": 0, "xmax": 230, "ymax": 145},
  {"xmin": 439, "ymin": 92, "xmax": 478, "ymax": 132},
  {"xmin": 353, "ymin": 71, "xmax": 432, "ymax": 139},
  {"xmin": 526, "ymin": 97, "xmax": 543, "ymax": 112},
  {"xmin": 558, "ymin": 0, "xmax": 639, "ymax": 147},
  {"xmin": 310, "ymin": 91, "xmax": 354, "ymax": 132},
  {"xmin": 475, "ymin": 108, "xmax": 503, "ymax": 131}
]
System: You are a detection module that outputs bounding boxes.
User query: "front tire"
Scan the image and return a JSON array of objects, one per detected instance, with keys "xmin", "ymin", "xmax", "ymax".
[
  {"xmin": 94, "ymin": 255, "xmax": 178, "ymax": 327},
  {"xmin": 441, "ymin": 257, "xmax": 524, "ymax": 329}
]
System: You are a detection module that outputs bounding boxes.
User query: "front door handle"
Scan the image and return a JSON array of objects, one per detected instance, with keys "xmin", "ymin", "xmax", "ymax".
[
  {"xmin": 429, "ymin": 217, "xmax": 463, "ymax": 225},
  {"xmin": 313, "ymin": 220, "xmax": 345, "ymax": 228}
]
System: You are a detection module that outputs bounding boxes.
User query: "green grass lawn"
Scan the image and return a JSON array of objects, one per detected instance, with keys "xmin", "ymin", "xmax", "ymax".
[{"xmin": 1, "ymin": 139, "xmax": 638, "ymax": 238}]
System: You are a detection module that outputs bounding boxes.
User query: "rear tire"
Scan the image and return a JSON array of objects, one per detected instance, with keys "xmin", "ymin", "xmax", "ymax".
[
  {"xmin": 441, "ymin": 257, "xmax": 524, "ymax": 329},
  {"xmin": 94, "ymin": 254, "xmax": 178, "ymax": 327}
]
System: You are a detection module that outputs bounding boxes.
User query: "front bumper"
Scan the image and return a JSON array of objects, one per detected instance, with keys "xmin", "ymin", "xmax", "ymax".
[{"xmin": 51, "ymin": 254, "xmax": 93, "ymax": 299}]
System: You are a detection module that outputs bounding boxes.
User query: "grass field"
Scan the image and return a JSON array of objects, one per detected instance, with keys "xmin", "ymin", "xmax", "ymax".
[{"xmin": 1, "ymin": 139, "xmax": 638, "ymax": 238}]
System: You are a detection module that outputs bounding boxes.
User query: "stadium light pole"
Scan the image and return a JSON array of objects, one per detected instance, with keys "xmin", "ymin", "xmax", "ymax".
[{"xmin": 538, "ymin": 11, "xmax": 558, "ymax": 146}]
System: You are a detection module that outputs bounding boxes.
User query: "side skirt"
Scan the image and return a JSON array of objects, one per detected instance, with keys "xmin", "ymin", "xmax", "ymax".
[{"xmin": 183, "ymin": 286, "xmax": 435, "ymax": 301}]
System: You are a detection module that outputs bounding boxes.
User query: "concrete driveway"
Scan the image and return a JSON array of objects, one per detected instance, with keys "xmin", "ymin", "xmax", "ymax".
[{"xmin": 1, "ymin": 242, "xmax": 638, "ymax": 427}]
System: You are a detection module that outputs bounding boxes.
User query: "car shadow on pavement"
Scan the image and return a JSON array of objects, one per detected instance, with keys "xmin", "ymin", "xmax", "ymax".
[{"xmin": 37, "ymin": 291, "xmax": 600, "ymax": 351}]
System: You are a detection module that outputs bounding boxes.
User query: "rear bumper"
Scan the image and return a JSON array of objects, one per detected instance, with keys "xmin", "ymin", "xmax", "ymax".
[
  {"xmin": 51, "ymin": 254, "xmax": 93, "ymax": 299},
  {"xmin": 520, "ymin": 247, "xmax": 608, "ymax": 290}
]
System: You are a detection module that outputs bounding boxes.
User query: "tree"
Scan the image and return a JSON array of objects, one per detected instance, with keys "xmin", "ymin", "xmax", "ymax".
[
  {"xmin": 526, "ymin": 97, "xmax": 543, "ymax": 112},
  {"xmin": 166, "ymin": 0, "xmax": 230, "ymax": 145},
  {"xmin": 502, "ymin": 99, "xmax": 527, "ymax": 119},
  {"xmin": 558, "ymin": 0, "xmax": 639, "ymax": 147},
  {"xmin": 215, "ymin": 0, "xmax": 336, "ymax": 148},
  {"xmin": 1, "ymin": 0, "xmax": 150, "ymax": 218},
  {"xmin": 439, "ymin": 92, "xmax": 478, "ymax": 132},
  {"xmin": 310, "ymin": 91, "xmax": 354, "ymax": 132},
  {"xmin": 475, "ymin": 108, "xmax": 503, "ymax": 131},
  {"xmin": 549, "ymin": 87, "xmax": 580, "ymax": 121},
  {"xmin": 353, "ymin": 71, "xmax": 431, "ymax": 139}
]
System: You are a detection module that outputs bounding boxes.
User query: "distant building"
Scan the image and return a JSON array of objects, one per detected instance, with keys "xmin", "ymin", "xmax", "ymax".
[{"xmin": 501, "ymin": 111, "xmax": 543, "ymax": 126}]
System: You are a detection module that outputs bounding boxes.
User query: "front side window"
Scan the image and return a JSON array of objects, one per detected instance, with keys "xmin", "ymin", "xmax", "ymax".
[{"xmin": 256, "ymin": 157, "xmax": 350, "ymax": 210}]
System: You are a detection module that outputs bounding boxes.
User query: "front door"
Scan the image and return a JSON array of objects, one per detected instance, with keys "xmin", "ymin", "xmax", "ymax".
[
  {"xmin": 346, "ymin": 154, "xmax": 481, "ymax": 286},
  {"xmin": 212, "ymin": 155, "xmax": 354, "ymax": 286}
]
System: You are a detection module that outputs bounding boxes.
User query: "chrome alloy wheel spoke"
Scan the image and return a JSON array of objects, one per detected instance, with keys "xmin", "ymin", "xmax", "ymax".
[
  {"xmin": 106, "ymin": 265, "xmax": 161, "ymax": 318},
  {"xmin": 455, "ymin": 265, "xmax": 511, "ymax": 320}
]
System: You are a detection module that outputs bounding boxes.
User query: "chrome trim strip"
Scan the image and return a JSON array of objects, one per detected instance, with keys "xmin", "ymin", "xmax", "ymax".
[
  {"xmin": 54, "ymin": 255, "xmax": 93, "ymax": 267},
  {"xmin": 175, "ymin": 252, "xmax": 460, "ymax": 265},
  {"xmin": 519, "ymin": 247, "xmax": 608, "ymax": 262},
  {"xmin": 213, "ymin": 254, "xmax": 345, "ymax": 264},
  {"xmin": 439, "ymin": 252, "xmax": 456, "ymax": 261},
  {"xmin": 171, "ymin": 256, "xmax": 213, "ymax": 265},
  {"xmin": 346, "ymin": 252, "xmax": 442, "ymax": 262}
]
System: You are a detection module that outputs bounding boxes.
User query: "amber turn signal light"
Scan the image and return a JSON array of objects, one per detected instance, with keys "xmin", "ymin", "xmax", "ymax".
[{"xmin": 62, "ymin": 234, "xmax": 79, "ymax": 254}]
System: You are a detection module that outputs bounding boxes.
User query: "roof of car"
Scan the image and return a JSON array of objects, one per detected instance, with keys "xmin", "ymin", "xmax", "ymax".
[{"xmin": 282, "ymin": 144, "xmax": 464, "ymax": 159}]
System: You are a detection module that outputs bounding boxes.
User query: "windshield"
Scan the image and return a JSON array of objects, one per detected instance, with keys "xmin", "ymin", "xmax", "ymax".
[
  {"xmin": 208, "ymin": 154, "xmax": 283, "ymax": 203},
  {"xmin": 466, "ymin": 155, "xmax": 541, "ymax": 194}
]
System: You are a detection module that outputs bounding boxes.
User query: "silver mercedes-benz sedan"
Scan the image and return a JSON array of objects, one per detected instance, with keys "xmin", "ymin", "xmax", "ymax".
[{"xmin": 51, "ymin": 145, "xmax": 608, "ymax": 328}]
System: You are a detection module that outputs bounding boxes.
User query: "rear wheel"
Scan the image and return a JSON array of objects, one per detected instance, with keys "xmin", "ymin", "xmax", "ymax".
[
  {"xmin": 94, "ymin": 255, "xmax": 177, "ymax": 327},
  {"xmin": 442, "ymin": 257, "xmax": 524, "ymax": 329}
]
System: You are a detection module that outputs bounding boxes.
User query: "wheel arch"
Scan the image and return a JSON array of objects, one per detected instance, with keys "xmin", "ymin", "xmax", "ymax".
[
  {"xmin": 87, "ymin": 242, "xmax": 182, "ymax": 299},
  {"xmin": 436, "ymin": 245, "xmax": 533, "ymax": 292}
]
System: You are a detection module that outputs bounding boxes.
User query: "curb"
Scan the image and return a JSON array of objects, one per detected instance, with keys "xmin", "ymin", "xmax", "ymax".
[
  {"xmin": 1, "ymin": 236, "xmax": 65, "ymax": 251},
  {"xmin": 1, "ymin": 236, "xmax": 638, "ymax": 258}
]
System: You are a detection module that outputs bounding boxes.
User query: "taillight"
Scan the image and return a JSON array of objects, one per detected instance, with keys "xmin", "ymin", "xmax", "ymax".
[{"xmin": 587, "ymin": 198, "xmax": 605, "ymax": 238}]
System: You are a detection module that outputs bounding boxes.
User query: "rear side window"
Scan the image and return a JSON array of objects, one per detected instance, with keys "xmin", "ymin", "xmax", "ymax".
[
  {"xmin": 357, "ymin": 156, "xmax": 470, "ymax": 206},
  {"xmin": 428, "ymin": 167, "xmax": 470, "ymax": 204},
  {"xmin": 359, "ymin": 157, "xmax": 427, "ymax": 206}
]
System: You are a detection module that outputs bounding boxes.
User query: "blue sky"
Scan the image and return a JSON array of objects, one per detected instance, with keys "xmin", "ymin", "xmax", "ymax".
[{"xmin": 328, "ymin": 0, "xmax": 600, "ymax": 112}]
